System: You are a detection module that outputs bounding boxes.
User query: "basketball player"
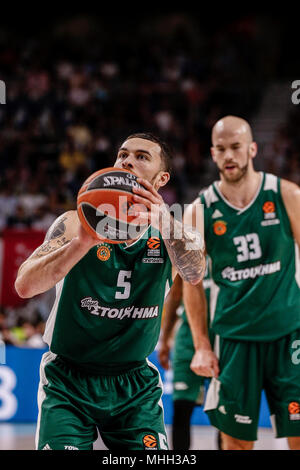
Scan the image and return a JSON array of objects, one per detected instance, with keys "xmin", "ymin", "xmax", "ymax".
[
  {"xmin": 159, "ymin": 260, "xmax": 214, "ymax": 450},
  {"xmin": 14, "ymin": 133, "xmax": 206, "ymax": 450},
  {"xmin": 183, "ymin": 116, "xmax": 300, "ymax": 450}
]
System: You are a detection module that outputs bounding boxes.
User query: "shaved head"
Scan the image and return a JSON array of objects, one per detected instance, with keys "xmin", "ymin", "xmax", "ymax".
[
  {"xmin": 212, "ymin": 115, "xmax": 253, "ymax": 145},
  {"xmin": 211, "ymin": 115, "xmax": 257, "ymax": 184}
]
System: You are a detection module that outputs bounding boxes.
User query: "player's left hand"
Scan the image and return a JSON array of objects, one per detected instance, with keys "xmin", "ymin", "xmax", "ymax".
[{"xmin": 131, "ymin": 178, "xmax": 167, "ymax": 230}]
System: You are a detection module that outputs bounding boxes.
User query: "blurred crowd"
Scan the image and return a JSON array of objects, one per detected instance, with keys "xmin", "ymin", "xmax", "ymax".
[{"xmin": 0, "ymin": 14, "xmax": 298, "ymax": 346}]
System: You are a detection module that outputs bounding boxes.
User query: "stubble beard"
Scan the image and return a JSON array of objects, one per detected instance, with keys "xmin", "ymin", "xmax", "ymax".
[{"xmin": 219, "ymin": 154, "xmax": 250, "ymax": 184}]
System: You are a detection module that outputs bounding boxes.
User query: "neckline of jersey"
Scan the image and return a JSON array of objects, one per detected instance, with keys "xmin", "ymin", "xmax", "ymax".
[{"xmin": 213, "ymin": 171, "xmax": 264, "ymax": 215}]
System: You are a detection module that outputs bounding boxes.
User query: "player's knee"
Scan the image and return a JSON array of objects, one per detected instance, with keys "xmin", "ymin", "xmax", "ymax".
[
  {"xmin": 288, "ymin": 437, "xmax": 300, "ymax": 450},
  {"xmin": 221, "ymin": 433, "xmax": 254, "ymax": 450}
]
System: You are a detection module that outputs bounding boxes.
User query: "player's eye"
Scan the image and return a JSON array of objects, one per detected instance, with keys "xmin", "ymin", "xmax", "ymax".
[
  {"xmin": 137, "ymin": 154, "xmax": 147, "ymax": 160},
  {"xmin": 119, "ymin": 153, "xmax": 128, "ymax": 159}
]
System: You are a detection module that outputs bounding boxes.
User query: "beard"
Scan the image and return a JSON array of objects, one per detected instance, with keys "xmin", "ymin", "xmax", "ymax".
[{"xmin": 219, "ymin": 154, "xmax": 250, "ymax": 183}]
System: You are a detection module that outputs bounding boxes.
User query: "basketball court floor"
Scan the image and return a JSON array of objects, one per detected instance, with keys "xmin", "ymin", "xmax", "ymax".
[{"xmin": 0, "ymin": 423, "xmax": 289, "ymax": 450}]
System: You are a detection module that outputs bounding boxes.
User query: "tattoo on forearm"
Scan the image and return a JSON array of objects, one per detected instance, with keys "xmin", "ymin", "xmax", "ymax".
[
  {"xmin": 34, "ymin": 237, "xmax": 70, "ymax": 257},
  {"xmin": 45, "ymin": 216, "xmax": 67, "ymax": 240},
  {"xmin": 160, "ymin": 207, "xmax": 205, "ymax": 284},
  {"xmin": 33, "ymin": 216, "xmax": 71, "ymax": 258}
]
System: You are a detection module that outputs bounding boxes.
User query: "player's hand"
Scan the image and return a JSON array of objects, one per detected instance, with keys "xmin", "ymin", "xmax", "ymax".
[
  {"xmin": 190, "ymin": 349, "xmax": 220, "ymax": 378},
  {"xmin": 158, "ymin": 342, "xmax": 171, "ymax": 370},
  {"xmin": 131, "ymin": 178, "xmax": 166, "ymax": 230},
  {"xmin": 77, "ymin": 224, "xmax": 100, "ymax": 250}
]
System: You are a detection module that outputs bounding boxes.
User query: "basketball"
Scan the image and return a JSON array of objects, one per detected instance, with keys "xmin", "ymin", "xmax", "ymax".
[{"xmin": 77, "ymin": 167, "xmax": 148, "ymax": 243}]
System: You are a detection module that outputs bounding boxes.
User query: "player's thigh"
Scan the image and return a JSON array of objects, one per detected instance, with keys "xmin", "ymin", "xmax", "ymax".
[
  {"xmin": 204, "ymin": 337, "xmax": 263, "ymax": 441},
  {"xmin": 99, "ymin": 362, "xmax": 168, "ymax": 450},
  {"xmin": 265, "ymin": 329, "xmax": 300, "ymax": 439},
  {"xmin": 36, "ymin": 353, "xmax": 97, "ymax": 450},
  {"xmin": 173, "ymin": 359, "xmax": 205, "ymax": 404}
]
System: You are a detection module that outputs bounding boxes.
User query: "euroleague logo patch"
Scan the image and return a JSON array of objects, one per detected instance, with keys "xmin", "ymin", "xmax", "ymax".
[
  {"xmin": 147, "ymin": 237, "xmax": 160, "ymax": 249},
  {"xmin": 261, "ymin": 201, "xmax": 280, "ymax": 227},
  {"xmin": 262, "ymin": 201, "xmax": 275, "ymax": 213},
  {"xmin": 288, "ymin": 401, "xmax": 300, "ymax": 421},
  {"xmin": 213, "ymin": 220, "xmax": 227, "ymax": 236},
  {"xmin": 96, "ymin": 244, "xmax": 111, "ymax": 261},
  {"xmin": 143, "ymin": 434, "xmax": 158, "ymax": 449}
]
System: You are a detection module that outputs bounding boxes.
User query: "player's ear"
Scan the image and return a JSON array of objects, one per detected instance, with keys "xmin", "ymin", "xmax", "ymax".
[
  {"xmin": 249, "ymin": 142, "xmax": 258, "ymax": 159},
  {"xmin": 211, "ymin": 146, "xmax": 217, "ymax": 162},
  {"xmin": 157, "ymin": 171, "xmax": 170, "ymax": 188}
]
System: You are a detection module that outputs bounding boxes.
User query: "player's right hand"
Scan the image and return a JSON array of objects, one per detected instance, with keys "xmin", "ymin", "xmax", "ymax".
[
  {"xmin": 190, "ymin": 349, "xmax": 220, "ymax": 378},
  {"xmin": 77, "ymin": 223, "xmax": 100, "ymax": 250},
  {"xmin": 158, "ymin": 343, "xmax": 171, "ymax": 370}
]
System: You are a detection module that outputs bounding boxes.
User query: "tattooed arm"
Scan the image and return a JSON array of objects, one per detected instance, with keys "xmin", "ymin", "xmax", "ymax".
[
  {"xmin": 132, "ymin": 180, "xmax": 206, "ymax": 285},
  {"xmin": 15, "ymin": 210, "xmax": 98, "ymax": 298}
]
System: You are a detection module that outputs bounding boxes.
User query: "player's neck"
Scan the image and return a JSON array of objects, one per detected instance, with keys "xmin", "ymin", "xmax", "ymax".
[{"xmin": 218, "ymin": 169, "xmax": 262, "ymax": 209}]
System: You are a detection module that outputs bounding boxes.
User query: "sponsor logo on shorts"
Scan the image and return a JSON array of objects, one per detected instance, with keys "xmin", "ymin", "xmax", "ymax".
[
  {"xmin": 64, "ymin": 445, "xmax": 79, "ymax": 450},
  {"xmin": 288, "ymin": 401, "xmax": 300, "ymax": 421},
  {"xmin": 81, "ymin": 297, "xmax": 159, "ymax": 320},
  {"xmin": 218, "ymin": 405, "xmax": 227, "ymax": 415},
  {"xmin": 234, "ymin": 414, "xmax": 252, "ymax": 424},
  {"xmin": 174, "ymin": 382, "xmax": 189, "ymax": 391},
  {"xmin": 42, "ymin": 444, "xmax": 52, "ymax": 450},
  {"xmin": 222, "ymin": 261, "xmax": 281, "ymax": 282},
  {"xmin": 213, "ymin": 220, "xmax": 227, "ymax": 236},
  {"xmin": 143, "ymin": 434, "xmax": 158, "ymax": 450},
  {"xmin": 96, "ymin": 244, "xmax": 111, "ymax": 261}
]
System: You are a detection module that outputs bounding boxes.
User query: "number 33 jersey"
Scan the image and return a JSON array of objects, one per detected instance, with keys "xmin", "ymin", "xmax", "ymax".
[
  {"xmin": 43, "ymin": 227, "xmax": 172, "ymax": 370},
  {"xmin": 200, "ymin": 172, "xmax": 300, "ymax": 341}
]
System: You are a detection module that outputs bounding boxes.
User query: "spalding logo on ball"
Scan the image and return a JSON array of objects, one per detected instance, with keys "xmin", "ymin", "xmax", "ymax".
[{"xmin": 77, "ymin": 167, "xmax": 148, "ymax": 244}]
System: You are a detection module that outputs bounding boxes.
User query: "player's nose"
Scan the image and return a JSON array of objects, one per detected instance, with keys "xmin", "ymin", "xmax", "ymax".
[{"xmin": 121, "ymin": 154, "xmax": 134, "ymax": 170}]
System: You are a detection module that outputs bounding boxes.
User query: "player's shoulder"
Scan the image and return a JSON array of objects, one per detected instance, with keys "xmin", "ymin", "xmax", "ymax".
[
  {"xmin": 280, "ymin": 177, "xmax": 300, "ymax": 196},
  {"xmin": 279, "ymin": 178, "xmax": 300, "ymax": 213}
]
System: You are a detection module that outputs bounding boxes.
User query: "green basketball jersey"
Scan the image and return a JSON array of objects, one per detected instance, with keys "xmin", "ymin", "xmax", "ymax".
[
  {"xmin": 199, "ymin": 172, "xmax": 300, "ymax": 341},
  {"xmin": 173, "ymin": 258, "xmax": 212, "ymax": 363},
  {"xmin": 44, "ymin": 227, "xmax": 172, "ymax": 371}
]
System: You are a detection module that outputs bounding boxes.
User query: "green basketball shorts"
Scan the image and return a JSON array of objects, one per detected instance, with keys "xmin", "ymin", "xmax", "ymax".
[
  {"xmin": 172, "ymin": 358, "xmax": 206, "ymax": 405},
  {"xmin": 36, "ymin": 351, "xmax": 168, "ymax": 450},
  {"xmin": 204, "ymin": 329, "xmax": 300, "ymax": 441}
]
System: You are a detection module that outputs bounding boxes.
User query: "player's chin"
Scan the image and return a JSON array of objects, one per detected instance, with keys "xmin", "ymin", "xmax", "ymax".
[{"xmin": 222, "ymin": 169, "xmax": 242, "ymax": 182}]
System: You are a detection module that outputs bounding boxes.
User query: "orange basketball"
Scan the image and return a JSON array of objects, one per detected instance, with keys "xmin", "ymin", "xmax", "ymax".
[{"xmin": 77, "ymin": 167, "xmax": 148, "ymax": 244}]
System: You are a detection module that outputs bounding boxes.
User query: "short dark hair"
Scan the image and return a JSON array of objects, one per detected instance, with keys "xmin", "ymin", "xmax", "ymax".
[{"xmin": 125, "ymin": 132, "xmax": 173, "ymax": 174}]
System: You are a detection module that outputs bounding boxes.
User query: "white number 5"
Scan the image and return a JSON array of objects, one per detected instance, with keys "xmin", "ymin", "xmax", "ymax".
[{"xmin": 115, "ymin": 270, "xmax": 132, "ymax": 299}]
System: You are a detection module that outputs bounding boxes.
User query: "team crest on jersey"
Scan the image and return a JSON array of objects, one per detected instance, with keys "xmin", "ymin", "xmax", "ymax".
[
  {"xmin": 213, "ymin": 220, "xmax": 227, "ymax": 236},
  {"xmin": 96, "ymin": 244, "xmax": 112, "ymax": 261},
  {"xmin": 261, "ymin": 201, "xmax": 280, "ymax": 226}
]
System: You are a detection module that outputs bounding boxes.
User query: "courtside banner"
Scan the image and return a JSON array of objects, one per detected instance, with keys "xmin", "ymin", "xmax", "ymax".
[
  {"xmin": 0, "ymin": 229, "xmax": 45, "ymax": 307},
  {"xmin": 0, "ymin": 347, "xmax": 271, "ymax": 427}
]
